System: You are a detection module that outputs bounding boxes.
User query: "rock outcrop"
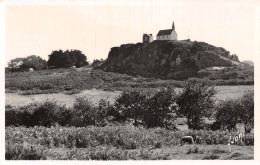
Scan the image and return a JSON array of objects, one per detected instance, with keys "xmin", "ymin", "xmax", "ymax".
[{"xmin": 97, "ymin": 40, "xmax": 240, "ymax": 80}]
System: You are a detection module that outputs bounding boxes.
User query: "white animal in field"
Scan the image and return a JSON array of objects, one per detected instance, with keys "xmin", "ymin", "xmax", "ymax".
[
  {"xmin": 29, "ymin": 68, "xmax": 34, "ymax": 72},
  {"xmin": 181, "ymin": 136, "xmax": 194, "ymax": 145}
]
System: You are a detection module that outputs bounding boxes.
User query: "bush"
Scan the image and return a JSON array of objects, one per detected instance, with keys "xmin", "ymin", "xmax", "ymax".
[
  {"xmin": 70, "ymin": 97, "xmax": 97, "ymax": 127},
  {"xmin": 5, "ymin": 143, "xmax": 46, "ymax": 160},
  {"xmin": 239, "ymin": 91, "xmax": 254, "ymax": 133},
  {"xmin": 113, "ymin": 87, "xmax": 178, "ymax": 129},
  {"xmin": 215, "ymin": 99, "xmax": 241, "ymax": 132},
  {"xmin": 96, "ymin": 98, "xmax": 113, "ymax": 126},
  {"xmin": 5, "ymin": 107, "xmax": 32, "ymax": 127},
  {"xmin": 202, "ymin": 153, "xmax": 219, "ymax": 160},
  {"xmin": 5, "ymin": 103, "xmax": 38, "ymax": 127},
  {"xmin": 31, "ymin": 100, "xmax": 62, "ymax": 127},
  {"xmin": 215, "ymin": 91, "xmax": 254, "ymax": 133},
  {"xmin": 5, "ymin": 101, "xmax": 71, "ymax": 127}
]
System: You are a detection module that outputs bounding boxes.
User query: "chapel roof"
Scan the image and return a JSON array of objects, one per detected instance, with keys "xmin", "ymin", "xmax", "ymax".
[{"xmin": 156, "ymin": 29, "xmax": 173, "ymax": 36}]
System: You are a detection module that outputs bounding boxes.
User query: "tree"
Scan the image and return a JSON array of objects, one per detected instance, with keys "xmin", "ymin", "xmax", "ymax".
[
  {"xmin": 20, "ymin": 55, "xmax": 47, "ymax": 70},
  {"xmin": 144, "ymin": 87, "xmax": 177, "ymax": 129},
  {"xmin": 96, "ymin": 98, "xmax": 114, "ymax": 126},
  {"xmin": 215, "ymin": 91, "xmax": 254, "ymax": 133},
  {"xmin": 113, "ymin": 87, "xmax": 178, "ymax": 129},
  {"xmin": 215, "ymin": 99, "xmax": 240, "ymax": 132},
  {"xmin": 8, "ymin": 58, "xmax": 24, "ymax": 69},
  {"xmin": 91, "ymin": 59, "xmax": 105, "ymax": 68},
  {"xmin": 47, "ymin": 49, "xmax": 88, "ymax": 68},
  {"xmin": 8, "ymin": 55, "xmax": 47, "ymax": 71},
  {"xmin": 238, "ymin": 91, "xmax": 254, "ymax": 133},
  {"xmin": 176, "ymin": 79, "xmax": 216, "ymax": 130},
  {"xmin": 114, "ymin": 90, "xmax": 147, "ymax": 126}
]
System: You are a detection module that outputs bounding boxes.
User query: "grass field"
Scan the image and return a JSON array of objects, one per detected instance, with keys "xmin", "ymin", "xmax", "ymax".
[
  {"xmin": 5, "ymin": 85, "xmax": 253, "ymax": 107},
  {"xmin": 6, "ymin": 144, "xmax": 253, "ymax": 160},
  {"xmin": 5, "ymin": 126, "xmax": 254, "ymax": 160}
]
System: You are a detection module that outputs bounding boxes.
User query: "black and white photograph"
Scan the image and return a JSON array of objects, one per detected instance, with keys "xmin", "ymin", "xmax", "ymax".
[{"xmin": 1, "ymin": 0, "xmax": 259, "ymax": 162}]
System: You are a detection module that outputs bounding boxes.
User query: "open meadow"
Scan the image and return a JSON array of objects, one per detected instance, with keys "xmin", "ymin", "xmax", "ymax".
[{"xmin": 5, "ymin": 126, "xmax": 254, "ymax": 160}]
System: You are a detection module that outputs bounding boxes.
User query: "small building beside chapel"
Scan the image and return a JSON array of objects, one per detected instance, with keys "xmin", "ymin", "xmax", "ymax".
[
  {"xmin": 156, "ymin": 21, "xmax": 177, "ymax": 40},
  {"xmin": 143, "ymin": 33, "xmax": 153, "ymax": 43}
]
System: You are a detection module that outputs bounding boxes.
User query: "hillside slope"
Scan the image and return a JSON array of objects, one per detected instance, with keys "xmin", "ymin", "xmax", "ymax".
[{"xmin": 97, "ymin": 40, "xmax": 241, "ymax": 80}]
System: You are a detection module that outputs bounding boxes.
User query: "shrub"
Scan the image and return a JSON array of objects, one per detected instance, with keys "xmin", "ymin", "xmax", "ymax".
[
  {"xmin": 244, "ymin": 133, "xmax": 254, "ymax": 145},
  {"xmin": 113, "ymin": 87, "xmax": 178, "ymax": 129},
  {"xmin": 203, "ymin": 153, "xmax": 219, "ymax": 160},
  {"xmin": 5, "ymin": 143, "xmax": 46, "ymax": 160},
  {"xmin": 5, "ymin": 107, "xmax": 32, "ymax": 127},
  {"xmin": 5, "ymin": 103, "xmax": 38, "ymax": 127},
  {"xmin": 215, "ymin": 91, "xmax": 254, "ymax": 133},
  {"xmin": 70, "ymin": 97, "xmax": 97, "ymax": 127},
  {"xmin": 88, "ymin": 147, "xmax": 128, "ymax": 160},
  {"xmin": 215, "ymin": 99, "xmax": 241, "ymax": 132},
  {"xmin": 31, "ymin": 100, "xmax": 61, "ymax": 127},
  {"xmin": 5, "ymin": 101, "xmax": 70, "ymax": 127},
  {"xmin": 96, "ymin": 98, "xmax": 113, "ymax": 126},
  {"xmin": 238, "ymin": 91, "xmax": 254, "ymax": 133}
]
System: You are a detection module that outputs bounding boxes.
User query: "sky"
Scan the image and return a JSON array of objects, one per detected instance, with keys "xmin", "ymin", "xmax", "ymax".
[{"xmin": 4, "ymin": 1, "xmax": 258, "ymax": 66}]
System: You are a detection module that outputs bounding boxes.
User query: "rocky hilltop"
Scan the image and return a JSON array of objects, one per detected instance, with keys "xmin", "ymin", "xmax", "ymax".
[{"xmin": 97, "ymin": 40, "xmax": 240, "ymax": 80}]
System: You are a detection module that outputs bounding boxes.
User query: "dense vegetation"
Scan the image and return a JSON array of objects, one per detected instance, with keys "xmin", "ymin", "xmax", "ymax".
[
  {"xmin": 6, "ymin": 80, "xmax": 254, "ymax": 132},
  {"xmin": 47, "ymin": 49, "xmax": 88, "ymax": 68},
  {"xmin": 5, "ymin": 44, "xmax": 254, "ymax": 160},
  {"xmin": 215, "ymin": 91, "xmax": 254, "ymax": 133},
  {"xmin": 6, "ymin": 125, "xmax": 254, "ymax": 160},
  {"xmin": 5, "ymin": 67, "xmax": 253, "ymax": 95},
  {"xmin": 198, "ymin": 65, "xmax": 254, "ymax": 82},
  {"xmin": 5, "ymin": 68, "xmax": 184, "ymax": 95},
  {"xmin": 7, "ymin": 55, "xmax": 47, "ymax": 71},
  {"xmin": 5, "ymin": 79, "xmax": 254, "ymax": 160},
  {"xmin": 177, "ymin": 80, "xmax": 216, "ymax": 130},
  {"xmin": 91, "ymin": 59, "xmax": 105, "ymax": 68}
]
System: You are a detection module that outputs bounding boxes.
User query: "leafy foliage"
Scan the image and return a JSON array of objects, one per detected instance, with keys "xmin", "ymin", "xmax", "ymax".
[
  {"xmin": 8, "ymin": 55, "xmax": 47, "ymax": 71},
  {"xmin": 6, "ymin": 126, "xmax": 254, "ymax": 153},
  {"xmin": 6, "ymin": 143, "xmax": 46, "ymax": 160},
  {"xmin": 70, "ymin": 97, "xmax": 97, "ymax": 127},
  {"xmin": 216, "ymin": 91, "xmax": 254, "ymax": 133},
  {"xmin": 177, "ymin": 79, "xmax": 216, "ymax": 130},
  {"xmin": 113, "ymin": 87, "xmax": 178, "ymax": 129},
  {"xmin": 47, "ymin": 49, "xmax": 88, "ymax": 68},
  {"xmin": 215, "ymin": 99, "xmax": 241, "ymax": 132},
  {"xmin": 239, "ymin": 91, "xmax": 254, "ymax": 133},
  {"xmin": 114, "ymin": 90, "xmax": 147, "ymax": 125},
  {"xmin": 5, "ymin": 101, "xmax": 69, "ymax": 127},
  {"xmin": 144, "ymin": 87, "xmax": 177, "ymax": 129},
  {"xmin": 91, "ymin": 59, "xmax": 105, "ymax": 68}
]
